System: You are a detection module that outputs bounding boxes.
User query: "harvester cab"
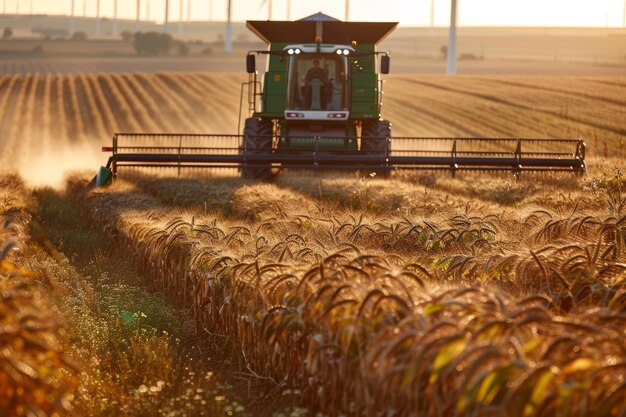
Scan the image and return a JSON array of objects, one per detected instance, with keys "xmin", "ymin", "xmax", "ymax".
[
  {"xmin": 240, "ymin": 13, "xmax": 397, "ymax": 178},
  {"xmin": 95, "ymin": 13, "xmax": 586, "ymax": 185}
]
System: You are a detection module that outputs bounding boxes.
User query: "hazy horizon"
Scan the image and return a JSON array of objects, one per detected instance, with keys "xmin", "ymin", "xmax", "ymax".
[{"xmin": 2, "ymin": 0, "xmax": 626, "ymax": 28}]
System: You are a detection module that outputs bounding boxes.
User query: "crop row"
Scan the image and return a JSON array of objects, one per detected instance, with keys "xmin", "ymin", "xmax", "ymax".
[
  {"xmin": 0, "ymin": 175, "xmax": 77, "ymax": 415},
  {"xmin": 68, "ymin": 170, "xmax": 626, "ymax": 416}
]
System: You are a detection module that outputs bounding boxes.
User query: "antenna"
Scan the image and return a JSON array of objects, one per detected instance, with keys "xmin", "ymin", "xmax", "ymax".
[
  {"xmin": 345, "ymin": 0, "xmax": 349, "ymax": 21},
  {"xmin": 70, "ymin": 0, "xmax": 75, "ymax": 36},
  {"xmin": 96, "ymin": 0, "xmax": 101, "ymax": 37},
  {"xmin": 164, "ymin": 0, "xmax": 170, "ymax": 32},
  {"xmin": 135, "ymin": 0, "xmax": 141, "ymax": 32},
  {"xmin": 446, "ymin": 0, "xmax": 457, "ymax": 75}
]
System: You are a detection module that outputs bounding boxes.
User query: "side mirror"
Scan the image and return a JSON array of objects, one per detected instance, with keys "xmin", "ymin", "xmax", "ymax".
[
  {"xmin": 381, "ymin": 55, "xmax": 390, "ymax": 74},
  {"xmin": 246, "ymin": 54, "xmax": 256, "ymax": 74}
]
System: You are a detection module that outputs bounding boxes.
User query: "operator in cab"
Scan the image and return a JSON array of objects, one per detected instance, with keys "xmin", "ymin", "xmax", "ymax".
[{"xmin": 304, "ymin": 58, "xmax": 328, "ymax": 110}]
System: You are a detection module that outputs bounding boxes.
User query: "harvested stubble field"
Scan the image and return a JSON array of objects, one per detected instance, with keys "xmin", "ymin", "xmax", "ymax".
[
  {"xmin": 0, "ymin": 73, "xmax": 625, "ymax": 172},
  {"xmin": 1, "ymin": 72, "xmax": 626, "ymax": 416}
]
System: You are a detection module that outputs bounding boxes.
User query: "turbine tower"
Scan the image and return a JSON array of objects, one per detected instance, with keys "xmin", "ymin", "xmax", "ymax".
[
  {"xmin": 447, "ymin": 0, "xmax": 457, "ymax": 75},
  {"xmin": 178, "ymin": 0, "xmax": 183, "ymax": 33},
  {"xmin": 164, "ymin": 0, "xmax": 170, "ymax": 32},
  {"xmin": 70, "ymin": 0, "xmax": 75, "ymax": 36},
  {"xmin": 135, "ymin": 0, "xmax": 141, "ymax": 32},
  {"xmin": 96, "ymin": 0, "xmax": 101, "ymax": 37},
  {"xmin": 430, "ymin": 0, "xmax": 435, "ymax": 35},
  {"xmin": 261, "ymin": 0, "xmax": 272, "ymax": 20},
  {"xmin": 112, "ymin": 0, "xmax": 118, "ymax": 37},
  {"xmin": 225, "ymin": 0, "xmax": 232, "ymax": 52}
]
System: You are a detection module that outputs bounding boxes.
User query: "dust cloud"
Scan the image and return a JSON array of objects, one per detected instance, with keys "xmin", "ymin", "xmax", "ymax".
[{"xmin": 15, "ymin": 142, "xmax": 104, "ymax": 190}]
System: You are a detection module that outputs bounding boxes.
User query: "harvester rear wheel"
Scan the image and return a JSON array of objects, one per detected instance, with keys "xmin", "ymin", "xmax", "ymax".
[
  {"xmin": 242, "ymin": 117, "xmax": 273, "ymax": 180},
  {"xmin": 361, "ymin": 120, "xmax": 391, "ymax": 177}
]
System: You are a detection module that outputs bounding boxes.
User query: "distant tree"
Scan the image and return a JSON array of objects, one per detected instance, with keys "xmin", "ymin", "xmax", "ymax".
[
  {"xmin": 177, "ymin": 42, "xmax": 189, "ymax": 56},
  {"xmin": 440, "ymin": 45, "xmax": 448, "ymax": 59},
  {"xmin": 71, "ymin": 31, "xmax": 87, "ymax": 41},
  {"xmin": 132, "ymin": 32, "xmax": 173, "ymax": 56},
  {"xmin": 120, "ymin": 30, "xmax": 134, "ymax": 42},
  {"xmin": 2, "ymin": 28, "xmax": 13, "ymax": 40}
]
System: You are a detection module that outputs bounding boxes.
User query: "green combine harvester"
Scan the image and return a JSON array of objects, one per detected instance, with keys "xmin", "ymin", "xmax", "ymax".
[{"xmin": 95, "ymin": 13, "xmax": 586, "ymax": 186}]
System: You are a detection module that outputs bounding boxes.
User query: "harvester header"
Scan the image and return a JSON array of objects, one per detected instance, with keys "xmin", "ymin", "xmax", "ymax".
[{"xmin": 95, "ymin": 13, "xmax": 586, "ymax": 186}]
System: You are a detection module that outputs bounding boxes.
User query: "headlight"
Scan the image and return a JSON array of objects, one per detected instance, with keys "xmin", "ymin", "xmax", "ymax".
[
  {"xmin": 295, "ymin": 49, "xmax": 301, "ymax": 54},
  {"xmin": 336, "ymin": 50, "xmax": 342, "ymax": 55},
  {"xmin": 287, "ymin": 48, "xmax": 294, "ymax": 55},
  {"xmin": 343, "ymin": 49, "xmax": 350, "ymax": 56}
]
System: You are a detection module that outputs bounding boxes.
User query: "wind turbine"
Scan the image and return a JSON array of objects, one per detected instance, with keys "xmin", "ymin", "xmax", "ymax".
[
  {"xmin": 178, "ymin": 0, "xmax": 183, "ymax": 33},
  {"xmin": 164, "ymin": 0, "xmax": 170, "ymax": 32},
  {"xmin": 447, "ymin": 0, "xmax": 457, "ymax": 75},
  {"xmin": 135, "ymin": 0, "xmax": 141, "ymax": 32},
  {"xmin": 225, "ymin": 0, "xmax": 232, "ymax": 52},
  {"xmin": 260, "ymin": 0, "xmax": 272, "ymax": 20},
  {"xmin": 429, "ymin": 0, "xmax": 435, "ymax": 35},
  {"xmin": 112, "ymin": 0, "xmax": 118, "ymax": 37},
  {"xmin": 70, "ymin": 0, "xmax": 75, "ymax": 36},
  {"xmin": 96, "ymin": 0, "xmax": 101, "ymax": 37}
]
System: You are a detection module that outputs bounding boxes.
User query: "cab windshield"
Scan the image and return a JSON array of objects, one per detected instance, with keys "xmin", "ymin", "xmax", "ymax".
[{"xmin": 286, "ymin": 54, "xmax": 349, "ymax": 111}]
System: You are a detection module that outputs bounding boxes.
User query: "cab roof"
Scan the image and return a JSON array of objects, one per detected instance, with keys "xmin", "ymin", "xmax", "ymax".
[{"xmin": 246, "ymin": 13, "xmax": 398, "ymax": 45}]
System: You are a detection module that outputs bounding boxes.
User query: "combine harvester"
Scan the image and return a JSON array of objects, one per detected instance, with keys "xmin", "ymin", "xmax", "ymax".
[{"xmin": 95, "ymin": 13, "xmax": 586, "ymax": 186}]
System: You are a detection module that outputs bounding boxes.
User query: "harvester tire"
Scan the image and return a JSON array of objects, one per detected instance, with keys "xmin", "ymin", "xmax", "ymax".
[
  {"xmin": 242, "ymin": 117, "xmax": 273, "ymax": 180},
  {"xmin": 361, "ymin": 120, "xmax": 391, "ymax": 177}
]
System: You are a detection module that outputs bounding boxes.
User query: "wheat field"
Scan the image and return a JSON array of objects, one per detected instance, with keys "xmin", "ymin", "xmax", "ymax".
[{"xmin": 0, "ymin": 72, "xmax": 625, "ymax": 416}]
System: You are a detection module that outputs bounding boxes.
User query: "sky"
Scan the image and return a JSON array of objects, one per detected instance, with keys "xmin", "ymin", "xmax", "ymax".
[{"xmin": 4, "ymin": 0, "xmax": 626, "ymax": 27}]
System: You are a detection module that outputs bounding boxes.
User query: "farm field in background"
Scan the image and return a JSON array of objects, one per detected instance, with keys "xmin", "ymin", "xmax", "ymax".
[
  {"xmin": 0, "ymin": 71, "xmax": 625, "ymax": 416},
  {"xmin": 0, "ymin": 72, "xmax": 624, "ymax": 172}
]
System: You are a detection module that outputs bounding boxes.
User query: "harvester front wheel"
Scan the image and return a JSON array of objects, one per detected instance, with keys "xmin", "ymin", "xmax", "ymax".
[
  {"xmin": 242, "ymin": 118, "xmax": 273, "ymax": 180},
  {"xmin": 361, "ymin": 120, "xmax": 391, "ymax": 177}
]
